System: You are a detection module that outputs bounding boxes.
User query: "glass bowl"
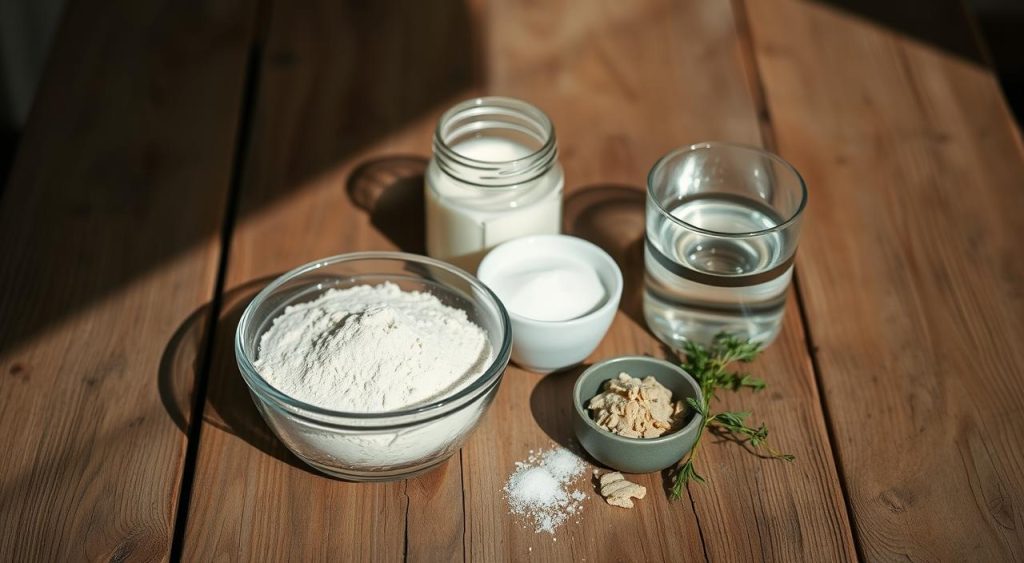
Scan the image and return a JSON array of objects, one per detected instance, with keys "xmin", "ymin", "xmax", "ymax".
[{"xmin": 235, "ymin": 252, "xmax": 512, "ymax": 481}]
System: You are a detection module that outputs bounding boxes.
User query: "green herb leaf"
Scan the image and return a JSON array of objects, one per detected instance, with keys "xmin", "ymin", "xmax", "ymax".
[
  {"xmin": 713, "ymin": 410, "xmax": 751, "ymax": 428},
  {"xmin": 668, "ymin": 333, "xmax": 794, "ymax": 497},
  {"xmin": 671, "ymin": 458, "xmax": 705, "ymax": 499},
  {"xmin": 739, "ymin": 374, "xmax": 767, "ymax": 391},
  {"xmin": 685, "ymin": 396, "xmax": 706, "ymax": 417}
]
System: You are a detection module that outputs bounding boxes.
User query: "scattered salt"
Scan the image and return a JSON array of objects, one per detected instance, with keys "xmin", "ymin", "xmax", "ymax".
[
  {"xmin": 543, "ymin": 448, "xmax": 586, "ymax": 482},
  {"xmin": 503, "ymin": 445, "xmax": 588, "ymax": 534},
  {"xmin": 507, "ymin": 467, "xmax": 566, "ymax": 508}
]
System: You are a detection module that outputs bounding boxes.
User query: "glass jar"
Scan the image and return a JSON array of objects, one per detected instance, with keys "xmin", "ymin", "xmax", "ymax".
[{"xmin": 425, "ymin": 96, "xmax": 564, "ymax": 271}]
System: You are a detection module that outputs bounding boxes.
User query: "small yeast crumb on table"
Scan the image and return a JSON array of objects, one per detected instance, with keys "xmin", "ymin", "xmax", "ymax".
[{"xmin": 599, "ymin": 472, "xmax": 647, "ymax": 509}]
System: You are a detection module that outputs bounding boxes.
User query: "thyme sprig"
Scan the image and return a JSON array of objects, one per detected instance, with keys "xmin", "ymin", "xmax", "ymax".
[{"xmin": 670, "ymin": 333, "xmax": 794, "ymax": 499}]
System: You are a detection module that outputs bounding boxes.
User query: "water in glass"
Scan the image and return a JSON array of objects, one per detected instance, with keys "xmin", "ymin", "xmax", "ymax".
[{"xmin": 644, "ymin": 194, "xmax": 791, "ymax": 348}]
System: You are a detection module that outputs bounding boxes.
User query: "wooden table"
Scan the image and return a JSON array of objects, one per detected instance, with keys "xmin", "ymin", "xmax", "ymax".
[{"xmin": 2, "ymin": 0, "xmax": 1022, "ymax": 560}]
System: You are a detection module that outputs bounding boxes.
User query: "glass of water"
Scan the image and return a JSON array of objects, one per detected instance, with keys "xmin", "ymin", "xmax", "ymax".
[{"xmin": 643, "ymin": 142, "xmax": 807, "ymax": 348}]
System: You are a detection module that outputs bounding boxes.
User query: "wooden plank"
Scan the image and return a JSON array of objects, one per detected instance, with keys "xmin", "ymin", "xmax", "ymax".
[
  {"xmin": 184, "ymin": 0, "xmax": 855, "ymax": 560},
  {"xmin": 181, "ymin": 0, "xmax": 476, "ymax": 559},
  {"xmin": 0, "ymin": 0, "xmax": 258, "ymax": 560},
  {"xmin": 744, "ymin": 0, "xmax": 1024, "ymax": 559},
  {"xmin": 462, "ymin": 1, "xmax": 855, "ymax": 560}
]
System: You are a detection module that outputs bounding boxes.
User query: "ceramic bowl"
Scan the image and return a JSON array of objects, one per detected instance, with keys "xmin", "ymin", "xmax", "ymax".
[
  {"xmin": 477, "ymin": 234, "xmax": 623, "ymax": 373},
  {"xmin": 573, "ymin": 356, "xmax": 703, "ymax": 473}
]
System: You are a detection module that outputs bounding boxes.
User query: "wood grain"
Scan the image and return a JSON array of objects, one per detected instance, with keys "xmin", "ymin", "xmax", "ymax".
[
  {"xmin": 0, "ymin": 0, "xmax": 258, "ymax": 559},
  {"xmin": 463, "ymin": 0, "xmax": 855, "ymax": 560},
  {"xmin": 181, "ymin": 0, "xmax": 476, "ymax": 559},
  {"xmin": 184, "ymin": 0, "xmax": 855, "ymax": 560},
  {"xmin": 744, "ymin": 0, "xmax": 1024, "ymax": 559}
]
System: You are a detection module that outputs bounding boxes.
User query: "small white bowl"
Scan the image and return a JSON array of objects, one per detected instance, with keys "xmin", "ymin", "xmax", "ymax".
[{"xmin": 477, "ymin": 234, "xmax": 623, "ymax": 373}]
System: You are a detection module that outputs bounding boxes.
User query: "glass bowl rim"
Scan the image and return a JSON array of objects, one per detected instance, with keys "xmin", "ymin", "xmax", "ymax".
[{"xmin": 235, "ymin": 251, "xmax": 513, "ymax": 421}]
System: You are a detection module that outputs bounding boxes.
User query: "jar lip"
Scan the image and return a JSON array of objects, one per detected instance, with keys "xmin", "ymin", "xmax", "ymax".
[{"xmin": 433, "ymin": 96, "xmax": 558, "ymax": 187}]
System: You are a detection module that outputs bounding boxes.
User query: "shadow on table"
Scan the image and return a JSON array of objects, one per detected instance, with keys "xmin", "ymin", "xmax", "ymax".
[
  {"xmin": 808, "ymin": 0, "xmax": 983, "ymax": 64},
  {"xmin": 346, "ymin": 154, "xmax": 428, "ymax": 254},
  {"xmin": 0, "ymin": 0, "xmax": 477, "ymax": 356},
  {"xmin": 159, "ymin": 276, "xmax": 314, "ymax": 474},
  {"xmin": 564, "ymin": 184, "xmax": 646, "ymax": 328},
  {"xmin": 528, "ymin": 364, "xmax": 608, "ymax": 470}
]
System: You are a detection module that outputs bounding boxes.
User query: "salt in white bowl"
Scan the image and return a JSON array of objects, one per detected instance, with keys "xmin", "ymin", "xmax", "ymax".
[{"xmin": 477, "ymin": 234, "xmax": 623, "ymax": 373}]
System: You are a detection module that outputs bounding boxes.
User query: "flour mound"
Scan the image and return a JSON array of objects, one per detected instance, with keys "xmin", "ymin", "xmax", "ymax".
[{"xmin": 254, "ymin": 282, "xmax": 492, "ymax": 412}]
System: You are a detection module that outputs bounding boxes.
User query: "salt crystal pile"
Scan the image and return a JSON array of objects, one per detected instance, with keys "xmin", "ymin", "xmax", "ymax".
[{"xmin": 503, "ymin": 446, "xmax": 588, "ymax": 534}]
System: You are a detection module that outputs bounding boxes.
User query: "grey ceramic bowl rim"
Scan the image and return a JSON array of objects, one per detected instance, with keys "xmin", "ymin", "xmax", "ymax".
[{"xmin": 573, "ymin": 356, "xmax": 704, "ymax": 445}]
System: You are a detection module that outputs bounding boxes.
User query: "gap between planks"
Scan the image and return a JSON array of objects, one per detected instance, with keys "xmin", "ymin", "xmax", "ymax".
[
  {"xmin": 168, "ymin": 0, "xmax": 274, "ymax": 559},
  {"xmin": 168, "ymin": 1, "xmax": 855, "ymax": 559},
  {"xmin": 730, "ymin": 0, "xmax": 864, "ymax": 560}
]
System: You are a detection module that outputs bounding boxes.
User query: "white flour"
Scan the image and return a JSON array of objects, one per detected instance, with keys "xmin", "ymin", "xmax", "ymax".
[
  {"xmin": 254, "ymin": 282, "xmax": 495, "ymax": 470},
  {"xmin": 256, "ymin": 282, "xmax": 491, "ymax": 412}
]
